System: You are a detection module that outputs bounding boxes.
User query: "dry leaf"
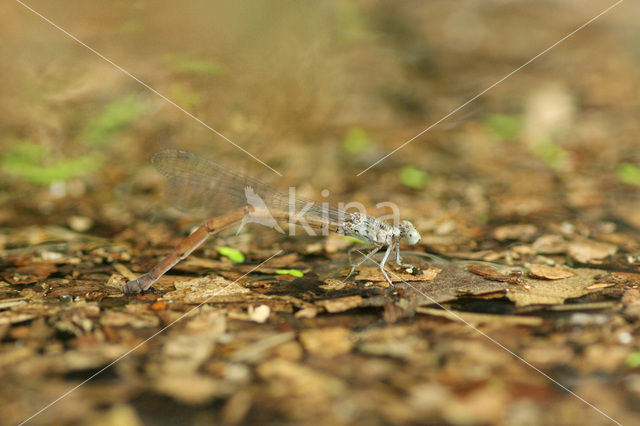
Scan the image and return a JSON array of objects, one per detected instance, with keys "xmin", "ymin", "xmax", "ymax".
[
  {"xmin": 0, "ymin": 312, "xmax": 36, "ymax": 325},
  {"xmin": 622, "ymin": 289, "xmax": 640, "ymax": 318},
  {"xmin": 492, "ymin": 224, "xmax": 537, "ymax": 242},
  {"xmin": 568, "ymin": 239, "xmax": 617, "ymax": 263},
  {"xmin": 527, "ymin": 264, "xmax": 576, "ymax": 280},
  {"xmin": 99, "ymin": 310, "xmax": 160, "ymax": 328},
  {"xmin": 416, "ymin": 307, "xmax": 543, "ymax": 326},
  {"xmin": 230, "ymin": 332, "xmax": 295, "ymax": 363},
  {"xmin": 585, "ymin": 283, "xmax": 615, "ymax": 290},
  {"xmin": 316, "ymin": 295, "xmax": 363, "ymax": 313},
  {"xmin": 2, "ymin": 263, "xmax": 57, "ymax": 285},
  {"xmin": 357, "ymin": 325, "xmax": 429, "ymax": 360},
  {"xmin": 294, "ymin": 306, "xmax": 318, "ymax": 319},
  {"xmin": 468, "ymin": 264, "xmax": 525, "ymax": 284},
  {"xmin": 256, "ymin": 358, "xmax": 346, "ymax": 396},
  {"xmin": 532, "ymin": 234, "xmax": 568, "ymax": 254},
  {"xmin": 507, "ymin": 268, "xmax": 606, "ymax": 306},
  {"xmin": 161, "ymin": 276, "xmax": 250, "ymax": 303},
  {"xmin": 355, "ymin": 266, "xmax": 441, "ymax": 282},
  {"xmin": 153, "ymin": 374, "xmax": 222, "ymax": 404},
  {"xmin": 299, "ymin": 327, "xmax": 353, "ymax": 357},
  {"xmin": 520, "ymin": 344, "xmax": 574, "ymax": 368}
]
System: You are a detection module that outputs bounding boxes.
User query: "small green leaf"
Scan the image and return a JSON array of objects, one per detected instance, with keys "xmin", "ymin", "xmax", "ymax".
[
  {"xmin": 616, "ymin": 163, "xmax": 640, "ymax": 186},
  {"xmin": 83, "ymin": 95, "xmax": 147, "ymax": 146},
  {"xmin": 485, "ymin": 113, "xmax": 523, "ymax": 141},
  {"xmin": 626, "ymin": 352, "xmax": 640, "ymax": 368},
  {"xmin": 217, "ymin": 246, "xmax": 245, "ymax": 263},
  {"xmin": 1, "ymin": 141, "xmax": 102, "ymax": 185},
  {"xmin": 275, "ymin": 269, "xmax": 304, "ymax": 278},
  {"xmin": 341, "ymin": 126, "xmax": 371, "ymax": 154},
  {"xmin": 530, "ymin": 139, "xmax": 568, "ymax": 169},
  {"xmin": 399, "ymin": 166, "xmax": 430, "ymax": 190}
]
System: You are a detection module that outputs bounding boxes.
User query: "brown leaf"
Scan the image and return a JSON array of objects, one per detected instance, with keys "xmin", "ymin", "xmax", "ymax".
[
  {"xmin": 400, "ymin": 264, "xmax": 510, "ymax": 306},
  {"xmin": 153, "ymin": 374, "xmax": 223, "ymax": 404},
  {"xmin": 568, "ymin": 238, "xmax": 617, "ymax": 263},
  {"xmin": 622, "ymin": 289, "xmax": 640, "ymax": 306},
  {"xmin": 0, "ymin": 312, "xmax": 36, "ymax": 325},
  {"xmin": 256, "ymin": 358, "xmax": 346, "ymax": 396},
  {"xmin": 584, "ymin": 283, "xmax": 615, "ymax": 290},
  {"xmin": 622, "ymin": 289, "xmax": 640, "ymax": 319},
  {"xmin": 507, "ymin": 268, "xmax": 606, "ymax": 307},
  {"xmin": 521, "ymin": 344, "xmax": 574, "ymax": 368},
  {"xmin": 316, "ymin": 295, "xmax": 363, "ymax": 313},
  {"xmin": 357, "ymin": 325, "xmax": 429, "ymax": 359},
  {"xmin": 230, "ymin": 332, "xmax": 295, "ymax": 363},
  {"xmin": 257, "ymin": 253, "xmax": 301, "ymax": 268},
  {"xmin": 99, "ymin": 310, "xmax": 160, "ymax": 328},
  {"xmin": 355, "ymin": 266, "xmax": 441, "ymax": 283},
  {"xmin": 492, "ymin": 224, "xmax": 537, "ymax": 242},
  {"xmin": 527, "ymin": 264, "xmax": 576, "ymax": 280},
  {"xmin": 2, "ymin": 263, "xmax": 57, "ymax": 285},
  {"xmin": 468, "ymin": 264, "xmax": 525, "ymax": 284},
  {"xmin": 602, "ymin": 272, "xmax": 640, "ymax": 286},
  {"xmin": 532, "ymin": 234, "xmax": 568, "ymax": 254},
  {"xmin": 416, "ymin": 307, "xmax": 543, "ymax": 326},
  {"xmin": 294, "ymin": 306, "xmax": 318, "ymax": 319},
  {"xmin": 299, "ymin": 327, "xmax": 353, "ymax": 357},
  {"xmin": 161, "ymin": 276, "xmax": 251, "ymax": 303}
]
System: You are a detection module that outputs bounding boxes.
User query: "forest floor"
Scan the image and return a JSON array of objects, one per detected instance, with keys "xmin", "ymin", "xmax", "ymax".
[{"xmin": 1, "ymin": 1, "xmax": 639, "ymax": 425}]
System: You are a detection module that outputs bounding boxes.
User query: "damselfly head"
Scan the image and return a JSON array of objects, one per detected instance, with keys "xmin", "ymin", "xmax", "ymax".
[{"xmin": 399, "ymin": 220, "xmax": 421, "ymax": 245}]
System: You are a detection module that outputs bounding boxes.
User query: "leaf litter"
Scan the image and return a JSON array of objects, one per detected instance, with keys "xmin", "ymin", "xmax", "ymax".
[{"xmin": 2, "ymin": 3, "xmax": 640, "ymax": 424}]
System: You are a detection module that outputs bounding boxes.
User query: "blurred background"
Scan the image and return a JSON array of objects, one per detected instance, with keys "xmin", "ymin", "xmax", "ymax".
[
  {"xmin": 1, "ymin": 0, "xmax": 639, "ymax": 237},
  {"xmin": 1, "ymin": 1, "xmax": 640, "ymax": 424}
]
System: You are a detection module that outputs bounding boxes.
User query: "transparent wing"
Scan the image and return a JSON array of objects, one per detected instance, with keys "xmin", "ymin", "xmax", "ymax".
[
  {"xmin": 154, "ymin": 149, "xmax": 281, "ymax": 216},
  {"xmin": 153, "ymin": 149, "xmax": 346, "ymax": 224}
]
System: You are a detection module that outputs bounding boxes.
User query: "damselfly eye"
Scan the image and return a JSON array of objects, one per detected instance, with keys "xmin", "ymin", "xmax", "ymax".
[
  {"xmin": 400, "ymin": 220, "xmax": 421, "ymax": 245},
  {"xmin": 404, "ymin": 229, "xmax": 421, "ymax": 245}
]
